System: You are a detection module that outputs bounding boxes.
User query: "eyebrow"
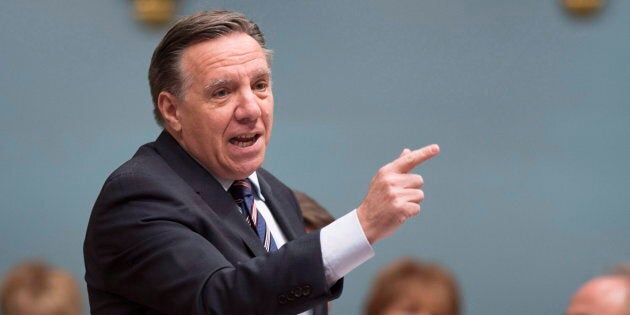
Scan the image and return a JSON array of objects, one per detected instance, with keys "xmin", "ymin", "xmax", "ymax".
[
  {"xmin": 253, "ymin": 69, "xmax": 271, "ymax": 79},
  {"xmin": 203, "ymin": 79, "xmax": 230, "ymax": 92},
  {"xmin": 203, "ymin": 69, "xmax": 271, "ymax": 91}
]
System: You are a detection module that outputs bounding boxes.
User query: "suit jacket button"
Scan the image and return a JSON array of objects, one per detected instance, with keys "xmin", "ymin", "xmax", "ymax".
[
  {"xmin": 302, "ymin": 284, "xmax": 312, "ymax": 296},
  {"xmin": 287, "ymin": 294, "xmax": 295, "ymax": 302},
  {"xmin": 278, "ymin": 294, "xmax": 288, "ymax": 304},
  {"xmin": 291, "ymin": 286, "xmax": 303, "ymax": 297}
]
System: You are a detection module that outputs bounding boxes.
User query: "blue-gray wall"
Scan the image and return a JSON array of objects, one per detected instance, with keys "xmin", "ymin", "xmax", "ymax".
[{"xmin": 1, "ymin": 1, "xmax": 628, "ymax": 314}]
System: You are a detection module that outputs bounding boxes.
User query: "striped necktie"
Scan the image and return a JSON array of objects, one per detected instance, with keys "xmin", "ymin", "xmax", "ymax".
[{"xmin": 228, "ymin": 179, "xmax": 277, "ymax": 252}]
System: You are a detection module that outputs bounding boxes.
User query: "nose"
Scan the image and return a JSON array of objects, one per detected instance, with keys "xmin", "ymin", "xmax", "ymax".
[{"xmin": 234, "ymin": 87, "xmax": 261, "ymax": 124}]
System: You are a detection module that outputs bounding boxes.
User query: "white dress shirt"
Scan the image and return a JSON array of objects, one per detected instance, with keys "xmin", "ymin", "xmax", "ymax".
[{"xmin": 216, "ymin": 172, "xmax": 375, "ymax": 314}]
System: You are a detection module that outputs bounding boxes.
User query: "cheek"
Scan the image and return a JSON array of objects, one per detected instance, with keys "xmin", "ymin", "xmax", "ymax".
[
  {"xmin": 205, "ymin": 109, "xmax": 233, "ymax": 137},
  {"xmin": 263, "ymin": 101, "xmax": 274, "ymax": 127},
  {"xmin": 267, "ymin": 113, "xmax": 273, "ymax": 128},
  {"xmin": 264, "ymin": 113, "xmax": 273, "ymax": 142}
]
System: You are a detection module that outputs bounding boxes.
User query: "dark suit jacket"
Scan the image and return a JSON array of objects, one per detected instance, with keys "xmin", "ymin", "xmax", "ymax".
[{"xmin": 84, "ymin": 131, "xmax": 341, "ymax": 314}]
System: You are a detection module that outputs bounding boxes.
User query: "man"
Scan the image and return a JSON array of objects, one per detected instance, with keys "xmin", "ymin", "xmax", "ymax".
[
  {"xmin": 84, "ymin": 10, "xmax": 439, "ymax": 315},
  {"xmin": 566, "ymin": 272, "xmax": 630, "ymax": 315}
]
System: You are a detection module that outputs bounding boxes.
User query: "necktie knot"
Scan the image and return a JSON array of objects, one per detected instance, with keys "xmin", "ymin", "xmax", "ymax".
[
  {"xmin": 228, "ymin": 179, "xmax": 277, "ymax": 252},
  {"xmin": 228, "ymin": 179, "xmax": 253, "ymax": 208}
]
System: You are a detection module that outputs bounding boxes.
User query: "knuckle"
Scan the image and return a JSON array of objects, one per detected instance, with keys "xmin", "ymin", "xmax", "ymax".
[
  {"xmin": 383, "ymin": 174, "xmax": 396, "ymax": 186},
  {"xmin": 388, "ymin": 190, "xmax": 398, "ymax": 201},
  {"xmin": 377, "ymin": 165, "xmax": 390, "ymax": 176},
  {"xmin": 406, "ymin": 204, "xmax": 420, "ymax": 218},
  {"xmin": 397, "ymin": 213, "xmax": 407, "ymax": 224},
  {"xmin": 391, "ymin": 197, "xmax": 403, "ymax": 209},
  {"xmin": 403, "ymin": 153, "xmax": 415, "ymax": 164},
  {"xmin": 412, "ymin": 204, "xmax": 421, "ymax": 214},
  {"xmin": 399, "ymin": 216, "xmax": 406, "ymax": 224}
]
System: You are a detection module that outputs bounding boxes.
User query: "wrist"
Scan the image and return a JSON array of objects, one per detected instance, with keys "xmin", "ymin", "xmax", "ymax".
[{"xmin": 356, "ymin": 205, "xmax": 376, "ymax": 244}]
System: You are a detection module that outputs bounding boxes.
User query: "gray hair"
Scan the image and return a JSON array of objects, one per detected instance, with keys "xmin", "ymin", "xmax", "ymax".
[{"xmin": 148, "ymin": 10, "xmax": 272, "ymax": 126}]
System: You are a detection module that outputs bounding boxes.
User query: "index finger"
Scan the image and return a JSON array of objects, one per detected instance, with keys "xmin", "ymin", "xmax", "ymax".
[{"xmin": 388, "ymin": 144, "xmax": 440, "ymax": 174}]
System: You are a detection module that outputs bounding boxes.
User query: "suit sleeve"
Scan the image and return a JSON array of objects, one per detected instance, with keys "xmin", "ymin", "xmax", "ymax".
[{"xmin": 84, "ymin": 169, "xmax": 341, "ymax": 315}]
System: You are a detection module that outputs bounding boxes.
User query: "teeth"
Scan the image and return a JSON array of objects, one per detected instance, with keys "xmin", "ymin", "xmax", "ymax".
[
  {"xmin": 230, "ymin": 134, "xmax": 258, "ymax": 147},
  {"xmin": 234, "ymin": 140, "xmax": 254, "ymax": 147}
]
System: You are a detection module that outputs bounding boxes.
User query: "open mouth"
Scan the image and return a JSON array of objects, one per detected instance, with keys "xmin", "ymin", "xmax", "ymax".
[{"xmin": 229, "ymin": 133, "xmax": 260, "ymax": 148}]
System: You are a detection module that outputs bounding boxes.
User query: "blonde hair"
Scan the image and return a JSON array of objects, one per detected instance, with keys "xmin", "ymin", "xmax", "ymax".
[{"xmin": 0, "ymin": 261, "xmax": 82, "ymax": 315}]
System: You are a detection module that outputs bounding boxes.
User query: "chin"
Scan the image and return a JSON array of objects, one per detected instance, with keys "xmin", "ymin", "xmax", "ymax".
[{"xmin": 232, "ymin": 161, "xmax": 264, "ymax": 179}]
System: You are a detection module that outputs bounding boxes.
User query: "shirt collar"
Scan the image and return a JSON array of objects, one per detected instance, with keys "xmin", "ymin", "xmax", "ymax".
[
  {"xmin": 188, "ymin": 153, "xmax": 265, "ymax": 201},
  {"xmin": 215, "ymin": 171, "xmax": 266, "ymax": 202}
]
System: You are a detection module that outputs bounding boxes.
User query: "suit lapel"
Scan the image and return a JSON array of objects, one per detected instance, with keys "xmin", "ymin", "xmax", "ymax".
[
  {"xmin": 257, "ymin": 170, "xmax": 303, "ymax": 241},
  {"xmin": 152, "ymin": 131, "xmax": 266, "ymax": 257}
]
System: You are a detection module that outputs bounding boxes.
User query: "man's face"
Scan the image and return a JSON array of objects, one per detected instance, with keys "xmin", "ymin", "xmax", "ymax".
[{"xmin": 163, "ymin": 33, "xmax": 273, "ymax": 180}]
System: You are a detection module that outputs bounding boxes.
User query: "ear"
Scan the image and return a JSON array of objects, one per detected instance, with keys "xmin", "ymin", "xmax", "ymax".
[{"xmin": 157, "ymin": 91, "xmax": 182, "ymax": 133}]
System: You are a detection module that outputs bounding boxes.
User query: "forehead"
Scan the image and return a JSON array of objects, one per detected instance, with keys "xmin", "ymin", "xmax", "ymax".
[{"xmin": 180, "ymin": 33, "xmax": 269, "ymax": 80}]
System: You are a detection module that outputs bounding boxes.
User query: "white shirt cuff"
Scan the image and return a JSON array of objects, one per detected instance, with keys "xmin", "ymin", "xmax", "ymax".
[{"xmin": 320, "ymin": 209, "xmax": 374, "ymax": 286}]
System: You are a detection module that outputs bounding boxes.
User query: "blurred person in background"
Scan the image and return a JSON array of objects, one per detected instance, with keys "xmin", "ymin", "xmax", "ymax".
[
  {"xmin": 566, "ymin": 263, "xmax": 630, "ymax": 315},
  {"xmin": 610, "ymin": 263, "xmax": 630, "ymax": 276},
  {"xmin": 0, "ymin": 260, "xmax": 82, "ymax": 315},
  {"xmin": 364, "ymin": 258, "xmax": 460, "ymax": 315},
  {"xmin": 294, "ymin": 190, "xmax": 335, "ymax": 233}
]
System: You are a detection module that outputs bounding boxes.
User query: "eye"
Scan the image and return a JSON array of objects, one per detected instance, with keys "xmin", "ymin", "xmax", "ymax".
[
  {"xmin": 212, "ymin": 88, "xmax": 229, "ymax": 98},
  {"xmin": 253, "ymin": 80, "xmax": 269, "ymax": 92}
]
